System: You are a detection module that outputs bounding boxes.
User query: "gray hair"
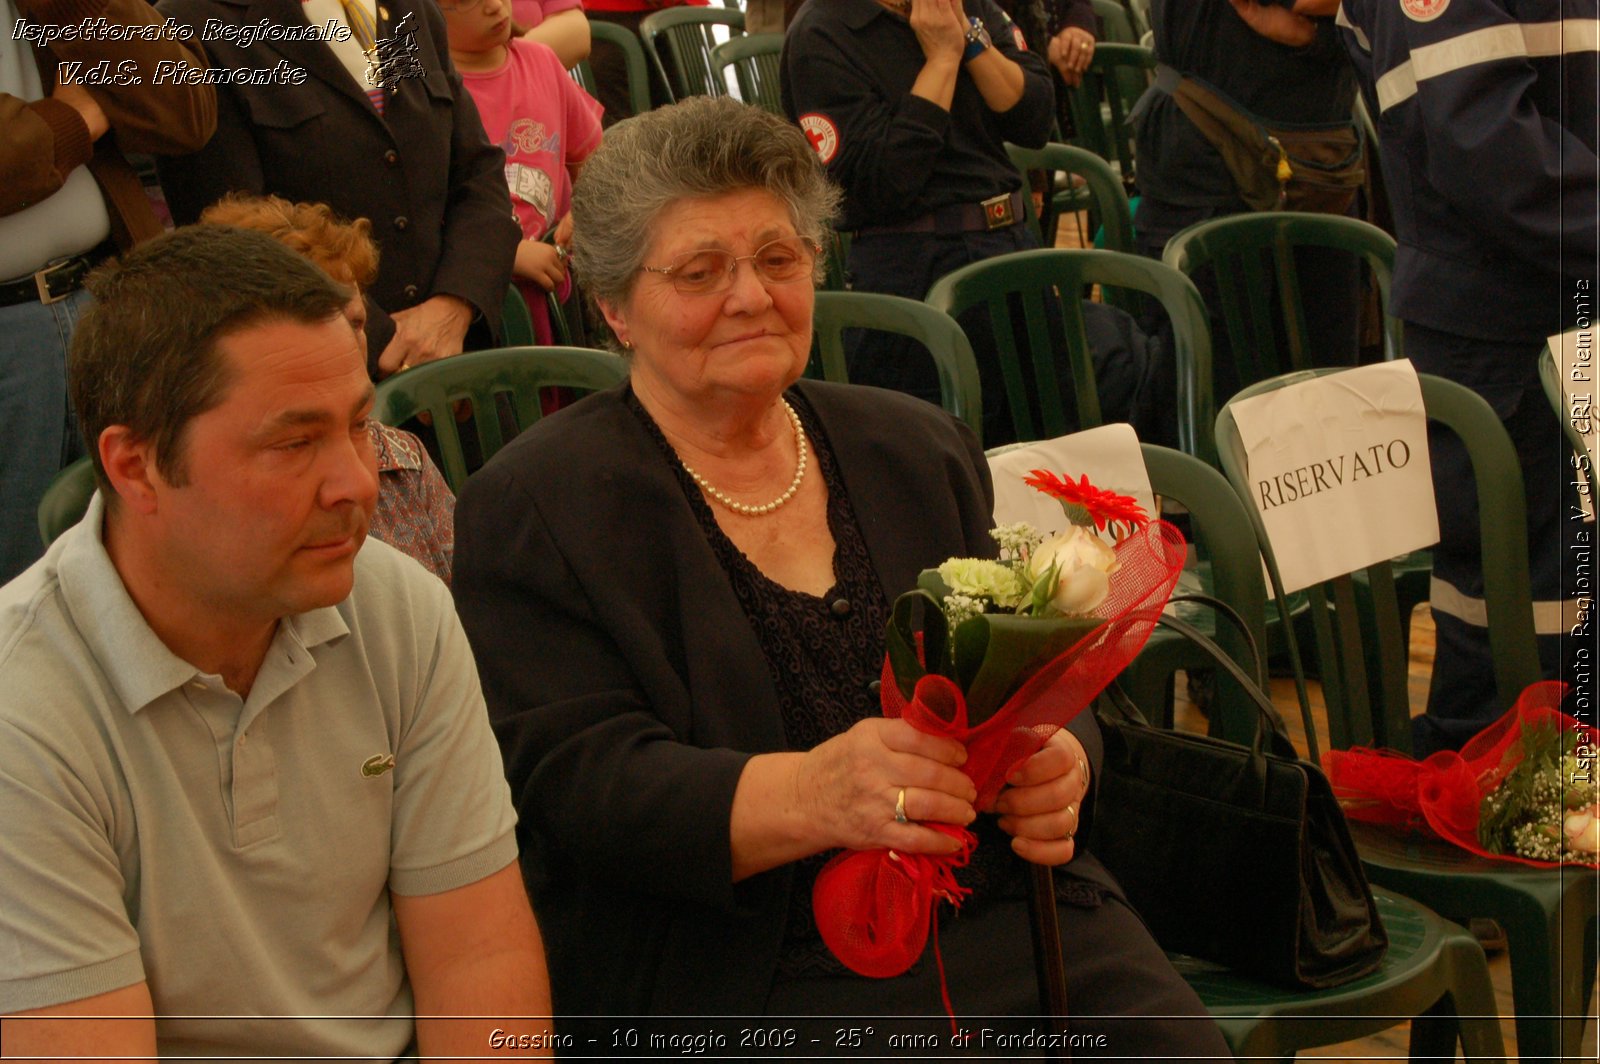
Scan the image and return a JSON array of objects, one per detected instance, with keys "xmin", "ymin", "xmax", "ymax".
[{"xmin": 570, "ymin": 96, "xmax": 840, "ymax": 311}]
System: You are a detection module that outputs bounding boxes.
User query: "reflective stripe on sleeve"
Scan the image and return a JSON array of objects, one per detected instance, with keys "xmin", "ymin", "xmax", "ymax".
[
  {"xmin": 1376, "ymin": 18, "xmax": 1600, "ymax": 113},
  {"xmin": 1430, "ymin": 574, "xmax": 1589, "ymax": 636}
]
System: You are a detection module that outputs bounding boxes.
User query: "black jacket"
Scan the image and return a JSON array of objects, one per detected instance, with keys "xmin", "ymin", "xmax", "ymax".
[{"xmin": 452, "ymin": 379, "xmax": 1115, "ymax": 1016}]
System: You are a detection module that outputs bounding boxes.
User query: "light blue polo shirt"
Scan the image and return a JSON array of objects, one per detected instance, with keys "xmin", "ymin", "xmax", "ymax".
[{"xmin": 0, "ymin": 494, "xmax": 519, "ymax": 1057}]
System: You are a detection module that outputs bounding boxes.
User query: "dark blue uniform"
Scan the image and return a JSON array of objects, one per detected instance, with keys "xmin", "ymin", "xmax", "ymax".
[
  {"xmin": 1337, "ymin": 0, "xmax": 1599, "ymax": 751},
  {"xmin": 1130, "ymin": 0, "xmax": 1362, "ymax": 449},
  {"xmin": 781, "ymin": 0, "xmax": 1056, "ymax": 444}
]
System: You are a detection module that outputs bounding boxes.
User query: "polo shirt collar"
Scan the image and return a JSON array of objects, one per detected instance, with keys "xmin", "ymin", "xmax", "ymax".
[
  {"xmin": 838, "ymin": 0, "xmax": 902, "ymax": 31},
  {"xmin": 55, "ymin": 493, "xmax": 350, "ymax": 716}
]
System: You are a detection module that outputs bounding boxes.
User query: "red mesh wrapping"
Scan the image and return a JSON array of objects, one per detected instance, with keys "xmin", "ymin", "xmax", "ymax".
[
  {"xmin": 1323, "ymin": 681, "xmax": 1600, "ymax": 867},
  {"xmin": 813, "ymin": 520, "xmax": 1187, "ymax": 980}
]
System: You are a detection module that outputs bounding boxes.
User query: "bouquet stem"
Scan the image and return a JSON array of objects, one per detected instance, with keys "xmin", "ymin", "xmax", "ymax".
[{"xmin": 1026, "ymin": 862, "xmax": 1071, "ymax": 1060}]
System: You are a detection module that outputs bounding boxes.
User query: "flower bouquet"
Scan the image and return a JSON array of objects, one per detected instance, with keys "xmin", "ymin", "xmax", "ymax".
[
  {"xmin": 811, "ymin": 471, "xmax": 1186, "ymax": 1000},
  {"xmin": 1323, "ymin": 681, "xmax": 1600, "ymax": 866}
]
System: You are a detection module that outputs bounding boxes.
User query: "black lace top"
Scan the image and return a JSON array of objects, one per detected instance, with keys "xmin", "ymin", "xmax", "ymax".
[{"xmin": 628, "ymin": 389, "xmax": 1089, "ymax": 981}]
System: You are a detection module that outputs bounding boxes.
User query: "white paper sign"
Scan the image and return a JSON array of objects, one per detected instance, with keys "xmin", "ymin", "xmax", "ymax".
[
  {"xmin": 1550, "ymin": 327, "xmax": 1598, "ymax": 520},
  {"xmin": 1229, "ymin": 361, "xmax": 1439, "ymax": 594},
  {"xmin": 988, "ymin": 423, "xmax": 1154, "ymax": 532}
]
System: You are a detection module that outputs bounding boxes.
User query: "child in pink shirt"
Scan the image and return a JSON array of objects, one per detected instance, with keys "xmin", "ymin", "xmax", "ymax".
[{"xmin": 444, "ymin": 0, "xmax": 603, "ymax": 345}]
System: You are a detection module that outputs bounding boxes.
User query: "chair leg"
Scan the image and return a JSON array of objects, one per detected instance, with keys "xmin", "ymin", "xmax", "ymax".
[
  {"xmin": 1557, "ymin": 892, "xmax": 1599, "ymax": 1060},
  {"xmin": 1408, "ymin": 992, "xmax": 1463, "ymax": 1062},
  {"xmin": 1428, "ymin": 935, "xmax": 1508, "ymax": 1064},
  {"xmin": 1500, "ymin": 897, "xmax": 1563, "ymax": 1061}
]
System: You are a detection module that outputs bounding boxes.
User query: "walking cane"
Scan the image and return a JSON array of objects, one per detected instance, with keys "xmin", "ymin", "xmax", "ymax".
[{"xmin": 1027, "ymin": 862, "xmax": 1071, "ymax": 1061}]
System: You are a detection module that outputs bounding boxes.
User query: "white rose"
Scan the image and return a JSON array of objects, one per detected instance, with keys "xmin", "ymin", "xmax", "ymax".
[
  {"xmin": 1027, "ymin": 526, "xmax": 1120, "ymax": 615},
  {"xmin": 1563, "ymin": 805, "xmax": 1600, "ymax": 854}
]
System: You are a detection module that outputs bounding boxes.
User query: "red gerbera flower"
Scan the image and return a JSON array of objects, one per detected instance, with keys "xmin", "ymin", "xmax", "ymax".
[{"xmin": 1023, "ymin": 469, "xmax": 1149, "ymax": 533}]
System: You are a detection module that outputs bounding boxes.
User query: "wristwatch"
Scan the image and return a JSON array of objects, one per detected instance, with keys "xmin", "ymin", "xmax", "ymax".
[{"xmin": 963, "ymin": 16, "xmax": 992, "ymax": 62}]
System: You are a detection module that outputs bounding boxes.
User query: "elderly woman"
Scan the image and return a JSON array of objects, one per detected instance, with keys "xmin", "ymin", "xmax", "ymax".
[{"xmin": 452, "ymin": 97, "xmax": 1228, "ymax": 1052}]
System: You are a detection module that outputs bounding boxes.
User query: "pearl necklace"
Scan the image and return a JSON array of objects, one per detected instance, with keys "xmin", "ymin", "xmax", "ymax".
[{"xmin": 677, "ymin": 399, "xmax": 808, "ymax": 517}]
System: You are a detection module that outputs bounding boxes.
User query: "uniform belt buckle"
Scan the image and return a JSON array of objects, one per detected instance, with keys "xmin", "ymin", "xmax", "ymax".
[
  {"xmin": 981, "ymin": 192, "xmax": 1015, "ymax": 230},
  {"xmin": 34, "ymin": 259, "xmax": 83, "ymax": 305}
]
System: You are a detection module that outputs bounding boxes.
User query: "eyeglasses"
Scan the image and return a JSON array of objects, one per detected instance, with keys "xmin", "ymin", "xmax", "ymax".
[{"xmin": 639, "ymin": 236, "xmax": 822, "ymax": 296}]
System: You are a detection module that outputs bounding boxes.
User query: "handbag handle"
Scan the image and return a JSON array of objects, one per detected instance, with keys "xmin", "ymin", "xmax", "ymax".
[{"xmin": 1102, "ymin": 597, "xmax": 1298, "ymax": 764}]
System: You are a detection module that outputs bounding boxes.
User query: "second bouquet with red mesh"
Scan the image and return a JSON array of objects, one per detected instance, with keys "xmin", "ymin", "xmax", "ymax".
[{"xmin": 812, "ymin": 471, "xmax": 1186, "ymax": 979}]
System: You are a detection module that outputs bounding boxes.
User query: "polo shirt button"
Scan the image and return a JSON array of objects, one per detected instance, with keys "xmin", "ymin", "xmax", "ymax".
[
  {"xmin": 830, "ymin": 598, "xmax": 851, "ymax": 617},
  {"xmin": 393, "ymin": 215, "xmax": 408, "ymax": 231},
  {"xmin": 403, "ymin": 284, "xmax": 419, "ymax": 300},
  {"xmin": 383, "ymin": 149, "xmax": 398, "ymax": 165}
]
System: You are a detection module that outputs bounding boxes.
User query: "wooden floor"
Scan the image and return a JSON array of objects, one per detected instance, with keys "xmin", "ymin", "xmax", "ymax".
[{"xmin": 1039, "ymin": 209, "xmax": 1599, "ymax": 1060}]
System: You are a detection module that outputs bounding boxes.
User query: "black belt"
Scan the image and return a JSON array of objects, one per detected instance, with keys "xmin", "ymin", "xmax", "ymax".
[
  {"xmin": 856, "ymin": 190, "xmax": 1026, "ymax": 237},
  {"xmin": 0, "ymin": 241, "xmax": 115, "ymax": 308}
]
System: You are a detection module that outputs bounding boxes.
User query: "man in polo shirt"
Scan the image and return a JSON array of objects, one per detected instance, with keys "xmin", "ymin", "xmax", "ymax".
[{"xmin": 0, "ymin": 226, "xmax": 551, "ymax": 1058}]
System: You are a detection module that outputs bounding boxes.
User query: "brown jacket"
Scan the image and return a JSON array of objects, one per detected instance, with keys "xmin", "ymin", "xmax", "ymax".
[{"xmin": 1, "ymin": 0, "xmax": 216, "ymax": 251}]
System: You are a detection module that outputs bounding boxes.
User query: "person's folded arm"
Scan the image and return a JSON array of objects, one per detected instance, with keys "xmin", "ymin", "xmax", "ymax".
[
  {"xmin": 19, "ymin": 0, "xmax": 216, "ymax": 154},
  {"xmin": 521, "ymin": 8, "xmax": 590, "ymax": 68},
  {"xmin": 967, "ymin": 0, "xmax": 1054, "ymax": 142}
]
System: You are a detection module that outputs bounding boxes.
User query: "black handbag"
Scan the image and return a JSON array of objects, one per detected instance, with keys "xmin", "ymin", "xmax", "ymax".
[{"xmin": 1087, "ymin": 595, "xmax": 1388, "ymax": 990}]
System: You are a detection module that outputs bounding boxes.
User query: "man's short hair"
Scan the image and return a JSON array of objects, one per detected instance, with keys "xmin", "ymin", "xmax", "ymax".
[{"xmin": 70, "ymin": 226, "xmax": 353, "ymax": 497}]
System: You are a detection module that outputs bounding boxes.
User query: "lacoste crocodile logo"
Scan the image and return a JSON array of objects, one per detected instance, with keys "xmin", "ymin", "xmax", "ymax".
[{"xmin": 361, "ymin": 754, "xmax": 396, "ymax": 778}]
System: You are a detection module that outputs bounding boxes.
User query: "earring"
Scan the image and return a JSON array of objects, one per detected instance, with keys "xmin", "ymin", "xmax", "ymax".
[{"xmin": 621, "ymin": 339, "xmax": 633, "ymax": 351}]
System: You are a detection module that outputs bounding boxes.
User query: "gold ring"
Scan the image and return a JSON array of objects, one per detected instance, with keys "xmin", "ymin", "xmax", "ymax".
[
  {"xmin": 1079, "ymin": 41, "xmax": 1091, "ymax": 49},
  {"xmin": 894, "ymin": 788, "xmax": 909, "ymax": 825},
  {"xmin": 1066, "ymin": 802, "xmax": 1079, "ymax": 834}
]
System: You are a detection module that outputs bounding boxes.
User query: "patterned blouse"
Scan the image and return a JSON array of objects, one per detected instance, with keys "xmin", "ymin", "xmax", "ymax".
[{"xmin": 369, "ymin": 423, "xmax": 455, "ymax": 584}]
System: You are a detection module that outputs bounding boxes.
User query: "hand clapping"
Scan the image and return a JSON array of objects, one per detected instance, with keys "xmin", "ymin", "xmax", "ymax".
[{"xmin": 908, "ymin": 0, "xmax": 969, "ymax": 64}]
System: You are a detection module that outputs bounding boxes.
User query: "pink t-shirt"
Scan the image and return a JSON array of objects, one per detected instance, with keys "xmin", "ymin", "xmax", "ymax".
[
  {"xmin": 511, "ymin": 0, "xmax": 582, "ymax": 30},
  {"xmin": 461, "ymin": 38, "xmax": 603, "ymax": 343}
]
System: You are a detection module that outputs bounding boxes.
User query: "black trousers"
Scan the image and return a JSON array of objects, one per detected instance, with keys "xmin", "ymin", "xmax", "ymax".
[{"xmin": 1404, "ymin": 322, "xmax": 1588, "ymax": 754}]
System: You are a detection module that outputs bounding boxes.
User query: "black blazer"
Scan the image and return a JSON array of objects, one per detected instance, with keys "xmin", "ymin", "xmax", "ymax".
[
  {"xmin": 453, "ymin": 379, "xmax": 1113, "ymax": 1016},
  {"xmin": 155, "ymin": 0, "xmax": 519, "ymax": 370}
]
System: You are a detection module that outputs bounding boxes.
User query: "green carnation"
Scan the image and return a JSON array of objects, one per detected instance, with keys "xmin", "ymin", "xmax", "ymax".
[{"xmin": 938, "ymin": 558, "xmax": 1025, "ymax": 609}]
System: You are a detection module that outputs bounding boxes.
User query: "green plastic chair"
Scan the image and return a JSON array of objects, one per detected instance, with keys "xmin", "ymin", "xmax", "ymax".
[
  {"xmin": 925, "ymin": 248, "xmax": 1214, "ymax": 459},
  {"xmin": 373, "ymin": 347, "xmax": 628, "ymax": 492},
  {"xmin": 1133, "ymin": 443, "xmax": 1271, "ymax": 736},
  {"xmin": 1178, "ymin": 889, "xmax": 1506, "ymax": 1061},
  {"xmin": 572, "ymin": 20, "xmax": 652, "ymax": 118},
  {"xmin": 809, "ymin": 291, "xmax": 983, "ymax": 443},
  {"xmin": 639, "ymin": 7, "xmax": 745, "ymax": 102},
  {"xmin": 1091, "ymin": 0, "xmax": 1137, "ymax": 43},
  {"xmin": 710, "ymin": 32, "xmax": 783, "ymax": 115},
  {"xmin": 1123, "ymin": 0, "xmax": 1151, "ymax": 40},
  {"xmin": 1218, "ymin": 368, "xmax": 1596, "ymax": 1061},
  {"xmin": 37, "ymin": 456, "xmax": 97, "ymax": 547},
  {"xmin": 1539, "ymin": 342, "xmax": 1598, "ymax": 503},
  {"xmin": 1161, "ymin": 211, "xmax": 1404, "ymax": 380},
  {"xmin": 1166, "ymin": 212, "xmax": 1426, "ymax": 710},
  {"xmin": 1004, "ymin": 141, "xmax": 1135, "ymax": 254},
  {"xmin": 1066, "ymin": 43, "xmax": 1154, "ymax": 194},
  {"xmin": 501, "ymin": 285, "xmax": 536, "ymax": 347}
]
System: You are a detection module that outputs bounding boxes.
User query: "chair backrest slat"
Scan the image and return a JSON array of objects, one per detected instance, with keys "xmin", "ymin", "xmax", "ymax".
[
  {"xmin": 926, "ymin": 247, "xmax": 1214, "ymax": 459},
  {"xmin": 373, "ymin": 346, "xmax": 629, "ymax": 491}
]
